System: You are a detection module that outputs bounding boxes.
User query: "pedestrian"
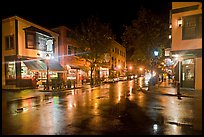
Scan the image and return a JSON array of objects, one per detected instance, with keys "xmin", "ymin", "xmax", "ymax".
[
  {"xmin": 81, "ymin": 75, "xmax": 84, "ymax": 85},
  {"xmin": 32, "ymin": 76, "xmax": 37, "ymax": 88},
  {"xmin": 168, "ymin": 73, "xmax": 171, "ymax": 83}
]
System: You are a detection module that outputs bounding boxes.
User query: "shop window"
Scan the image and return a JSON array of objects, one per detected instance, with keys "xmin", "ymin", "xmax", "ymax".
[
  {"xmin": 182, "ymin": 58, "xmax": 195, "ymax": 88},
  {"xmin": 6, "ymin": 61, "xmax": 16, "ymax": 79},
  {"xmin": 21, "ymin": 61, "xmax": 32, "ymax": 79},
  {"xmin": 5, "ymin": 35, "xmax": 14, "ymax": 50}
]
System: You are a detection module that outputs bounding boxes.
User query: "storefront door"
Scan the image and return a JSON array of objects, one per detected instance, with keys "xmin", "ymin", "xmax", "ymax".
[{"xmin": 181, "ymin": 59, "xmax": 195, "ymax": 88}]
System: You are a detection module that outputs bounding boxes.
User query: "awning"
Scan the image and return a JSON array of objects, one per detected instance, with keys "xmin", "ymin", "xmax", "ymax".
[
  {"xmin": 48, "ymin": 60, "xmax": 65, "ymax": 71},
  {"xmin": 69, "ymin": 65, "xmax": 89, "ymax": 71},
  {"xmin": 24, "ymin": 60, "xmax": 65, "ymax": 72},
  {"xmin": 69, "ymin": 65, "xmax": 80, "ymax": 69},
  {"xmin": 171, "ymin": 49, "xmax": 202, "ymax": 58},
  {"xmin": 23, "ymin": 60, "xmax": 45, "ymax": 71}
]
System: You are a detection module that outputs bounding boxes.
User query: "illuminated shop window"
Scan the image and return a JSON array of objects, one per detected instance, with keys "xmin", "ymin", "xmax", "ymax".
[
  {"xmin": 7, "ymin": 61, "xmax": 16, "ymax": 79},
  {"xmin": 21, "ymin": 61, "xmax": 32, "ymax": 79}
]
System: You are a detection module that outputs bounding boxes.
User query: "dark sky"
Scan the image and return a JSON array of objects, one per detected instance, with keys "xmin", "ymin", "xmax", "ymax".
[{"xmin": 3, "ymin": 0, "xmax": 171, "ymax": 41}]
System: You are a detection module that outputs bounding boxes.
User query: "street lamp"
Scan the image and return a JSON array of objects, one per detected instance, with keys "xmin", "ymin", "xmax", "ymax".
[
  {"xmin": 46, "ymin": 54, "xmax": 50, "ymax": 90},
  {"xmin": 154, "ymin": 50, "xmax": 159, "ymax": 57},
  {"xmin": 150, "ymin": 50, "xmax": 159, "ymax": 87}
]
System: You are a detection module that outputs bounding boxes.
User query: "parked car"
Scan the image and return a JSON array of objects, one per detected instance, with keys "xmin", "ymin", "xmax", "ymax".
[
  {"xmin": 133, "ymin": 74, "xmax": 138, "ymax": 79},
  {"xmin": 113, "ymin": 77, "xmax": 119, "ymax": 82},
  {"xmin": 119, "ymin": 76, "xmax": 127, "ymax": 81},
  {"xmin": 127, "ymin": 75, "xmax": 134, "ymax": 80},
  {"xmin": 103, "ymin": 77, "xmax": 114, "ymax": 83}
]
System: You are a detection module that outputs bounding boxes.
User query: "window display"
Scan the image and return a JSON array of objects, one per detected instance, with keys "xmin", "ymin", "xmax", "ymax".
[{"xmin": 7, "ymin": 61, "xmax": 16, "ymax": 79}]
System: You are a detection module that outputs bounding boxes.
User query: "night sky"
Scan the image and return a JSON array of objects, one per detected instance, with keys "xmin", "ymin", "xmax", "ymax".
[{"xmin": 3, "ymin": 0, "xmax": 171, "ymax": 42}]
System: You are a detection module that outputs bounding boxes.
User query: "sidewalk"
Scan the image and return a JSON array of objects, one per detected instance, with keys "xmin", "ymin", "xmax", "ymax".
[{"xmin": 152, "ymin": 81, "xmax": 200, "ymax": 98}]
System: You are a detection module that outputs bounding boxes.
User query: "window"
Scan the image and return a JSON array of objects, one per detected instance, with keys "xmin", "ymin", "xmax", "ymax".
[
  {"xmin": 182, "ymin": 14, "xmax": 202, "ymax": 40},
  {"xmin": 5, "ymin": 35, "xmax": 14, "ymax": 50},
  {"xmin": 6, "ymin": 61, "xmax": 16, "ymax": 79},
  {"xmin": 68, "ymin": 45, "xmax": 72, "ymax": 55},
  {"xmin": 25, "ymin": 31, "xmax": 36, "ymax": 49},
  {"xmin": 36, "ymin": 33, "xmax": 53, "ymax": 52},
  {"xmin": 36, "ymin": 33, "xmax": 46, "ymax": 51},
  {"xmin": 73, "ymin": 47, "xmax": 77, "ymax": 56}
]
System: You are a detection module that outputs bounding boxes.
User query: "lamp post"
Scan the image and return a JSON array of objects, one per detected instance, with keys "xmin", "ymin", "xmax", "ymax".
[
  {"xmin": 46, "ymin": 54, "xmax": 50, "ymax": 90},
  {"xmin": 152, "ymin": 50, "xmax": 159, "ymax": 85}
]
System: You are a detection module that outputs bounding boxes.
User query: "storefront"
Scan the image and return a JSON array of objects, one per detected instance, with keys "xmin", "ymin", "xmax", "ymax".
[
  {"xmin": 4, "ymin": 57, "xmax": 65, "ymax": 87},
  {"xmin": 66, "ymin": 65, "xmax": 88, "ymax": 84},
  {"xmin": 181, "ymin": 58, "xmax": 195, "ymax": 88},
  {"xmin": 171, "ymin": 49, "xmax": 202, "ymax": 90}
]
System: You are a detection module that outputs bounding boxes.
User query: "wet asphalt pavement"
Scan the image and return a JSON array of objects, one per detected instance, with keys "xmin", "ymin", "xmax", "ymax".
[{"xmin": 2, "ymin": 78, "xmax": 202, "ymax": 135}]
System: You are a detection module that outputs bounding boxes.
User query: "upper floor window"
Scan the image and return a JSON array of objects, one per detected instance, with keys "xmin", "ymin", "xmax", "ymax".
[
  {"xmin": 112, "ymin": 48, "xmax": 114, "ymax": 52},
  {"xmin": 25, "ymin": 31, "xmax": 36, "ymax": 49},
  {"xmin": 24, "ymin": 26, "xmax": 54, "ymax": 52},
  {"xmin": 182, "ymin": 14, "xmax": 202, "ymax": 40},
  {"xmin": 73, "ymin": 47, "xmax": 77, "ymax": 56},
  {"xmin": 5, "ymin": 35, "xmax": 14, "ymax": 50},
  {"xmin": 68, "ymin": 45, "xmax": 72, "ymax": 55}
]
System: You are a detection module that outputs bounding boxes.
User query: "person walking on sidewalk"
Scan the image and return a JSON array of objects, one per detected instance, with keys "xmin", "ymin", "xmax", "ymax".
[{"xmin": 81, "ymin": 75, "xmax": 84, "ymax": 85}]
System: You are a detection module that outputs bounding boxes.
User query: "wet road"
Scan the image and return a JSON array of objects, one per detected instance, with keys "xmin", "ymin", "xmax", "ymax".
[{"xmin": 2, "ymin": 78, "xmax": 202, "ymax": 135}]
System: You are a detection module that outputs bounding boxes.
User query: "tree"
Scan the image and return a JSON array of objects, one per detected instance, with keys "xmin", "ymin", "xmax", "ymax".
[
  {"xmin": 74, "ymin": 16, "xmax": 115, "ymax": 85},
  {"xmin": 122, "ymin": 7, "xmax": 170, "ymax": 69}
]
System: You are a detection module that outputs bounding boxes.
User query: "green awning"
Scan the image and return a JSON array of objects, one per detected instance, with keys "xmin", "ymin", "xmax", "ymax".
[
  {"xmin": 23, "ymin": 60, "xmax": 44, "ymax": 70},
  {"xmin": 24, "ymin": 60, "xmax": 65, "ymax": 72}
]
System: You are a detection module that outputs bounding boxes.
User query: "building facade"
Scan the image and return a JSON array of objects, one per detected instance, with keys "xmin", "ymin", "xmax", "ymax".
[
  {"xmin": 52, "ymin": 26, "xmax": 126, "ymax": 82},
  {"xmin": 170, "ymin": 2, "xmax": 202, "ymax": 90},
  {"xmin": 52, "ymin": 26, "xmax": 90, "ymax": 84},
  {"xmin": 2, "ymin": 16, "xmax": 64, "ymax": 88},
  {"xmin": 109, "ymin": 40, "xmax": 126, "ymax": 77}
]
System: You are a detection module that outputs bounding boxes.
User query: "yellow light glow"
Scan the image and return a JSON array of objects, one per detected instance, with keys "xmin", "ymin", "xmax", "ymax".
[{"xmin": 139, "ymin": 67, "xmax": 143, "ymax": 71}]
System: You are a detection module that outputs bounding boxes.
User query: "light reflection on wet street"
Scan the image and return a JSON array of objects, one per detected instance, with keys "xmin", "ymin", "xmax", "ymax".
[{"xmin": 2, "ymin": 78, "xmax": 202, "ymax": 135}]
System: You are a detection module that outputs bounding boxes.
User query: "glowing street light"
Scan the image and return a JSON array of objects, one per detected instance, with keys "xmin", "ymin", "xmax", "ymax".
[
  {"xmin": 139, "ymin": 67, "xmax": 143, "ymax": 71},
  {"xmin": 154, "ymin": 50, "xmax": 159, "ymax": 57},
  {"xmin": 129, "ymin": 66, "xmax": 132, "ymax": 70}
]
